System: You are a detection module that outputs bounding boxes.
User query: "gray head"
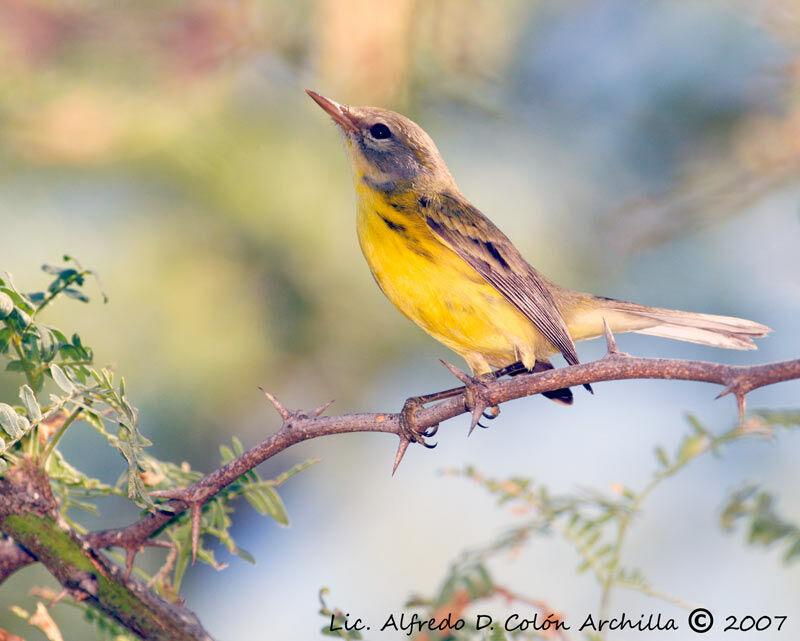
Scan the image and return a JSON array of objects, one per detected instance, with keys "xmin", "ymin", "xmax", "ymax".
[{"xmin": 307, "ymin": 90, "xmax": 455, "ymax": 192}]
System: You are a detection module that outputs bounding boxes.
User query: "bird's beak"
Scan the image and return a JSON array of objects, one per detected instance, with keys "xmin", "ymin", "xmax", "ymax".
[{"xmin": 306, "ymin": 90, "xmax": 359, "ymax": 133}]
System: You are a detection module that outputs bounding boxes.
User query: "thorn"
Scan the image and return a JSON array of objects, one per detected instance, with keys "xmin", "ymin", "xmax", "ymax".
[
  {"xmin": 736, "ymin": 392, "xmax": 746, "ymax": 427},
  {"xmin": 602, "ymin": 318, "xmax": 619, "ymax": 355},
  {"xmin": 258, "ymin": 387, "xmax": 291, "ymax": 421},
  {"xmin": 190, "ymin": 502, "xmax": 203, "ymax": 564},
  {"xmin": 440, "ymin": 359, "xmax": 471, "ymax": 385},
  {"xmin": 49, "ymin": 588, "xmax": 69, "ymax": 607},
  {"xmin": 467, "ymin": 396, "xmax": 489, "ymax": 436},
  {"xmin": 311, "ymin": 399, "xmax": 335, "ymax": 417},
  {"xmin": 148, "ymin": 539, "xmax": 172, "ymax": 549},
  {"xmin": 392, "ymin": 437, "xmax": 411, "ymax": 476},
  {"xmin": 150, "ymin": 488, "xmax": 190, "ymax": 501},
  {"xmin": 715, "ymin": 384, "xmax": 747, "ymax": 426},
  {"xmin": 715, "ymin": 387, "xmax": 731, "ymax": 400},
  {"xmin": 149, "ymin": 487, "xmax": 205, "ymax": 564},
  {"xmin": 125, "ymin": 546, "xmax": 137, "ymax": 581}
]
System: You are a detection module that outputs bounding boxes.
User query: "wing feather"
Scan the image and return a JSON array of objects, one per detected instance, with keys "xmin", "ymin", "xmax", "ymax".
[{"xmin": 422, "ymin": 193, "xmax": 580, "ymax": 366}]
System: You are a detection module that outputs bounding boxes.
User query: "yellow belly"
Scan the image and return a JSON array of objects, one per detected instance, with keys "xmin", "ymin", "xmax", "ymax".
[{"xmin": 355, "ymin": 187, "xmax": 547, "ymax": 375}]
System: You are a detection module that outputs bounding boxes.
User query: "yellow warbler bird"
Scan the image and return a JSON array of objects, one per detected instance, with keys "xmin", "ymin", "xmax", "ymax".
[{"xmin": 307, "ymin": 90, "xmax": 770, "ymax": 410}]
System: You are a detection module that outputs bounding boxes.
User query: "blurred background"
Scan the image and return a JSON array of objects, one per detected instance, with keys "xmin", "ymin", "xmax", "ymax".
[{"xmin": 1, "ymin": 0, "xmax": 799, "ymax": 639}]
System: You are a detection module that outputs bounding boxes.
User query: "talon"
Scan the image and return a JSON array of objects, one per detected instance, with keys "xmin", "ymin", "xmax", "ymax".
[
  {"xmin": 482, "ymin": 405, "xmax": 500, "ymax": 420},
  {"xmin": 422, "ymin": 425, "xmax": 439, "ymax": 438},
  {"xmin": 440, "ymin": 361, "xmax": 494, "ymax": 436},
  {"xmin": 393, "ymin": 396, "xmax": 440, "ymax": 473}
]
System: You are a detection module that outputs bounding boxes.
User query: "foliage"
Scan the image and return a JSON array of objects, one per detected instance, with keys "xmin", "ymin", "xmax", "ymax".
[
  {"xmin": 720, "ymin": 411, "xmax": 800, "ymax": 564},
  {"xmin": 320, "ymin": 410, "xmax": 800, "ymax": 640},
  {"xmin": 0, "ymin": 259, "xmax": 312, "ymax": 636}
]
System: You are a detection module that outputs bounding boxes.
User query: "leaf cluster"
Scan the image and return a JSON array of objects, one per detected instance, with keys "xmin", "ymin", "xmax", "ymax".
[{"xmin": 0, "ymin": 259, "xmax": 313, "ymax": 637}]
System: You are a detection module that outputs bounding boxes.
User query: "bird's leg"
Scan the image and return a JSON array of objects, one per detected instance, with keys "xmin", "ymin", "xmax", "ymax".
[
  {"xmin": 394, "ymin": 394, "xmax": 447, "ymax": 474},
  {"xmin": 438, "ymin": 361, "xmax": 505, "ymax": 435},
  {"xmin": 479, "ymin": 362, "xmax": 530, "ymax": 420},
  {"xmin": 396, "ymin": 361, "xmax": 528, "ymax": 466},
  {"xmin": 397, "ymin": 382, "xmax": 472, "ymax": 444},
  {"xmin": 398, "ymin": 394, "xmax": 446, "ymax": 446}
]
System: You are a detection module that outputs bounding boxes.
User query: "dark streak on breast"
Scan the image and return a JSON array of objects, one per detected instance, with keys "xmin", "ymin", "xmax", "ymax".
[
  {"xmin": 408, "ymin": 243, "xmax": 433, "ymax": 260},
  {"xmin": 380, "ymin": 215, "xmax": 407, "ymax": 233}
]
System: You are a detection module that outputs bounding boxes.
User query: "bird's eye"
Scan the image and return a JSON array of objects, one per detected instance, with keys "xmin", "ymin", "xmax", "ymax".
[{"xmin": 369, "ymin": 123, "xmax": 392, "ymax": 139}]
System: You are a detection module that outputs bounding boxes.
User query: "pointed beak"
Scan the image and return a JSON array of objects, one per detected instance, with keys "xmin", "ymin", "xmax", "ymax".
[{"xmin": 306, "ymin": 90, "xmax": 359, "ymax": 133}]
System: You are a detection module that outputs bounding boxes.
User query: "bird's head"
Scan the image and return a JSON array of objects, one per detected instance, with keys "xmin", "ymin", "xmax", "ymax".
[{"xmin": 306, "ymin": 90, "xmax": 455, "ymax": 193}]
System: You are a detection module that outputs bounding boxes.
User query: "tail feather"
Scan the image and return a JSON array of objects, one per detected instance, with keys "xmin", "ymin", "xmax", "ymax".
[{"xmin": 601, "ymin": 300, "xmax": 771, "ymax": 351}]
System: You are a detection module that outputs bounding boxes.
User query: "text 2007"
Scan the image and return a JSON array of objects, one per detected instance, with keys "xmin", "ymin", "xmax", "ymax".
[{"xmin": 724, "ymin": 615, "xmax": 787, "ymax": 632}]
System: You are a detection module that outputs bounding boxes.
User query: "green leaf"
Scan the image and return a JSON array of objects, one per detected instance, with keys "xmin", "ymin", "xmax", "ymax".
[
  {"xmin": 219, "ymin": 444, "xmax": 235, "ymax": 463},
  {"xmin": 785, "ymin": 536, "xmax": 800, "ymax": 562},
  {"xmin": 20, "ymin": 385, "xmax": 41, "ymax": 423},
  {"xmin": 261, "ymin": 486, "xmax": 289, "ymax": 525},
  {"xmin": 0, "ymin": 291, "xmax": 13, "ymax": 318},
  {"xmin": 6, "ymin": 360, "xmax": 25, "ymax": 373},
  {"xmin": 676, "ymin": 434, "xmax": 708, "ymax": 464},
  {"xmin": 9, "ymin": 308, "xmax": 31, "ymax": 330},
  {"xmin": 0, "ymin": 327, "xmax": 11, "ymax": 354},
  {"xmin": 231, "ymin": 436, "xmax": 244, "ymax": 456},
  {"xmin": 63, "ymin": 287, "xmax": 90, "ymax": 303},
  {"xmin": 0, "ymin": 403, "xmax": 22, "ymax": 438},
  {"xmin": 38, "ymin": 327, "xmax": 57, "ymax": 362},
  {"xmin": 50, "ymin": 364, "xmax": 75, "ymax": 393},
  {"xmin": 233, "ymin": 546, "xmax": 256, "ymax": 565}
]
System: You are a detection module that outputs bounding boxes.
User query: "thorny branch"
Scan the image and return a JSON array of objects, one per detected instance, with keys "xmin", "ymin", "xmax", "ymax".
[{"xmin": 0, "ymin": 327, "xmax": 798, "ymax": 638}]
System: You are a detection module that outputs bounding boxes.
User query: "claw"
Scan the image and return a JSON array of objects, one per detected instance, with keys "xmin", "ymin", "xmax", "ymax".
[
  {"xmin": 440, "ymin": 360, "xmax": 493, "ymax": 436},
  {"xmin": 422, "ymin": 425, "xmax": 439, "ymax": 438},
  {"xmin": 393, "ymin": 396, "xmax": 440, "ymax": 473},
  {"xmin": 482, "ymin": 405, "xmax": 500, "ymax": 421}
]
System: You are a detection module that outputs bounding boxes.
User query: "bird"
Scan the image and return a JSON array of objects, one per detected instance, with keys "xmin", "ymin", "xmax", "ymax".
[{"xmin": 306, "ymin": 90, "xmax": 770, "ymax": 419}]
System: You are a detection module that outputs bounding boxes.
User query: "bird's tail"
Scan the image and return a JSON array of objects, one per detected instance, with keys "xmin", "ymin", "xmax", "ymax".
[{"xmin": 593, "ymin": 298, "xmax": 771, "ymax": 350}]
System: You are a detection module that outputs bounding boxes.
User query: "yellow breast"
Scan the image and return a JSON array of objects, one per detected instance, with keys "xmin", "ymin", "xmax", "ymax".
[{"xmin": 353, "ymin": 183, "xmax": 545, "ymax": 374}]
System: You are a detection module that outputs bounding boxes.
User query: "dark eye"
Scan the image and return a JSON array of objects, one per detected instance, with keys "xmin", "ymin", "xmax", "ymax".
[{"xmin": 369, "ymin": 123, "xmax": 392, "ymax": 139}]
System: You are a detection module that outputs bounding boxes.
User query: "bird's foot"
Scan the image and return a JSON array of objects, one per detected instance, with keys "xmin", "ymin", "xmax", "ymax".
[
  {"xmin": 398, "ymin": 396, "xmax": 440, "ymax": 447},
  {"xmin": 392, "ymin": 396, "xmax": 442, "ymax": 475},
  {"xmin": 440, "ymin": 361, "xmax": 496, "ymax": 436}
]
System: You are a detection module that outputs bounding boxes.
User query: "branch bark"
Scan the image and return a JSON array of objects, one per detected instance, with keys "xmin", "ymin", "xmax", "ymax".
[
  {"xmin": 1, "ymin": 348, "xmax": 798, "ymax": 640},
  {"xmin": 0, "ymin": 461, "xmax": 212, "ymax": 641},
  {"xmin": 89, "ymin": 350, "xmax": 800, "ymax": 564}
]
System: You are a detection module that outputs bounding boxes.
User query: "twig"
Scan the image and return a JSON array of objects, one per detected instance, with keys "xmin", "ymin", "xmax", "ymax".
[
  {"xmin": 87, "ymin": 348, "xmax": 800, "ymax": 565},
  {"xmin": 0, "ymin": 536, "xmax": 35, "ymax": 582},
  {"xmin": 3, "ymin": 346, "xmax": 799, "ymax": 598}
]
